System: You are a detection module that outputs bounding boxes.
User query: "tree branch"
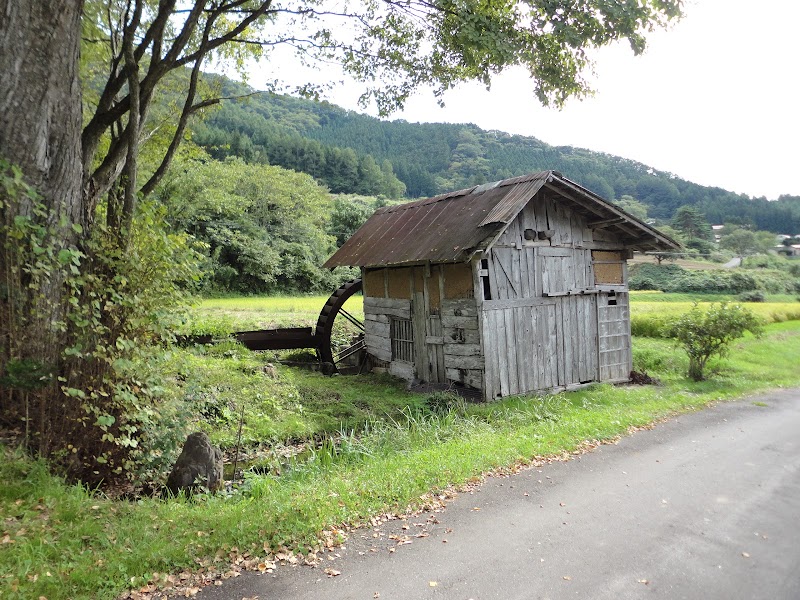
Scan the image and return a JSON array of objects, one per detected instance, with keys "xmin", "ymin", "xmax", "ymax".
[{"xmin": 120, "ymin": 0, "xmax": 144, "ymax": 236}]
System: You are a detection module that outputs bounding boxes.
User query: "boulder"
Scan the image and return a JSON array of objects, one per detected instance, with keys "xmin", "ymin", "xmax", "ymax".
[{"xmin": 165, "ymin": 432, "xmax": 224, "ymax": 496}]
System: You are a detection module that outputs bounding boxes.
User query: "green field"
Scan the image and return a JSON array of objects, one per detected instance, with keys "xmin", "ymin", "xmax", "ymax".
[
  {"xmin": 189, "ymin": 294, "xmax": 364, "ymax": 333},
  {"xmin": 191, "ymin": 292, "xmax": 800, "ymax": 332}
]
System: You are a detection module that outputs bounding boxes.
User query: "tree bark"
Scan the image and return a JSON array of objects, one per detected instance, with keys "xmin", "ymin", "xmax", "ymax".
[
  {"xmin": 0, "ymin": 0, "xmax": 85, "ymax": 452},
  {"xmin": 0, "ymin": 0, "xmax": 85, "ymax": 229}
]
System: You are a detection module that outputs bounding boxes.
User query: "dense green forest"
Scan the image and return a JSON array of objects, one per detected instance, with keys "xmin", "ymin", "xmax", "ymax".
[{"xmin": 193, "ymin": 77, "xmax": 800, "ymax": 232}]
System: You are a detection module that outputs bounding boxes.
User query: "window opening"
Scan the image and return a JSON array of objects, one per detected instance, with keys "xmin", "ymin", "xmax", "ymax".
[
  {"xmin": 608, "ymin": 290, "xmax": 617, "ymax": 306},
  {"xmin": 480, "ymin": 258, "xmax": 492, "ymax": 300},
  {"xmin": 390, "ymin": 318, "xmax": 414, "ymax": 362}
]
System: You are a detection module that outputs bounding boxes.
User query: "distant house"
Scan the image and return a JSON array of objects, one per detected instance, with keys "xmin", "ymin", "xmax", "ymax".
[
  {"xmin": 776, "ymin": 244, "xmax": 800, "ymax": 257},
  {"xmin": 324, "ymin": 171, "xmax": 680, "ymax": 400}
]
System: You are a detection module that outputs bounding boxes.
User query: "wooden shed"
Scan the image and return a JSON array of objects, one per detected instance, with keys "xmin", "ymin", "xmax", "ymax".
[{"xmin": 324, "ymin": 171, "xmax": 680, "ymax": 399}]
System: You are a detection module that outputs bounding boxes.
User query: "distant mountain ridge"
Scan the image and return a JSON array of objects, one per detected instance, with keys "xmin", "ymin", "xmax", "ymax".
[{"xmin": 192, "ymin": 76, "xmax": 800, "ymax": 233}]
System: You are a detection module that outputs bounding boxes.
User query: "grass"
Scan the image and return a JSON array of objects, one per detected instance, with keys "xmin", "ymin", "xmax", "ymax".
[
  {"xmin": 188, "ymin": 295, "xmax": 364, "ymax": 333},
  {"xmin": 2, "ymin": 304, "xmax": 800, "ymax": 599}
]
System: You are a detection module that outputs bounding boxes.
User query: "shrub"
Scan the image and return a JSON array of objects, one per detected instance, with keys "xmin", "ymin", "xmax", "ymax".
[
  {"xmin": 628, "ymin": 263, "xmax": 685, "ymax": 291},
  {"xmin": 738, "ymin": 290, "xmax": 765, "ymax": 302},
  {"xmin": 663, "ymin": 303, "xmax": 763, "ymax": 381}
]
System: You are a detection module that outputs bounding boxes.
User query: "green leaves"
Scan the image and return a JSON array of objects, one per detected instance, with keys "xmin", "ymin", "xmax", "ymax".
[
  {"xmin": 332, "ymin": 0, "xmax": 684, "ymax": 113},
  {"xmin": 664, "ymin": 302, "xmax": 763, "ymax": 381},
  {"xmin": 159, "ymin": 158, "xmax": 343, "ymax": 294}
]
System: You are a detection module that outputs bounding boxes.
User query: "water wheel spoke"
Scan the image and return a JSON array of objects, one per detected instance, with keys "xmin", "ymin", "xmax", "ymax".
[
  {"xmin": 334, "ymin": 338, "xmax": 365, "ymax": 364},
  {"xmin": 337, "ymin": 308, "xmax": 364, "ymax": 331}
]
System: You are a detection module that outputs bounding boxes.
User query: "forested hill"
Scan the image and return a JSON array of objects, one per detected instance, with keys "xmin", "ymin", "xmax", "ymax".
[{"xmin": 192, "ymin": 77, "xmax": 800, "ymax": 232}]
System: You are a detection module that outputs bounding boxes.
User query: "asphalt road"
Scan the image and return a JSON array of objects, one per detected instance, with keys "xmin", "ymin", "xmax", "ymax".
[{"xmin": 199, "ymin": 389, "xmax": 800, "ymax": 600}]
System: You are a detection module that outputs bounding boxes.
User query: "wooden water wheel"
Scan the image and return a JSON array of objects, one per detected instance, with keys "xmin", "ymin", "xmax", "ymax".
[{"xmin": 313, "ymin": 277, "xmax": 364, "ymax": 369}]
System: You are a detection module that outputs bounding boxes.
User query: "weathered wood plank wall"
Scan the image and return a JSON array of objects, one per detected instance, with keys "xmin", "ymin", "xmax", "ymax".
[{"xmin": 363, "ymin": 296, "xmax": 411, "ymax": 363}]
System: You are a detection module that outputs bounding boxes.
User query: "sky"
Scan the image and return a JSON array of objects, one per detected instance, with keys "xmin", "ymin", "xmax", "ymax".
[{"xmin": 249, "ymin": 0, "xmax": 800, "ymax": 199}]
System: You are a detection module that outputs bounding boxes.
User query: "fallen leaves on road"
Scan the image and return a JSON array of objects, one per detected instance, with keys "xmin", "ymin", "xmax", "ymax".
[{"xmin": 324, "ymin": 568, "xmax": 341, "ymax": 577}]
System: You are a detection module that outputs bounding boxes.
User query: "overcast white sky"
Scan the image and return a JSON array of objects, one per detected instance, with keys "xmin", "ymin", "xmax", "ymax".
[{"xmin": 249, "ymin": 0, "xmax": 800, "ymax": 199}]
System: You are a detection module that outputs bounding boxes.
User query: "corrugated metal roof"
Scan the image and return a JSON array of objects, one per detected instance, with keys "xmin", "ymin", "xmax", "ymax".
[{"xmin": 324, "ymin": 170, "xmax": 680, "ymax": 268}]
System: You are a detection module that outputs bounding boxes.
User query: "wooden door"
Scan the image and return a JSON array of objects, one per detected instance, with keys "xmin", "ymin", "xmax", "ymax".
[{"xmin": 412, "ymin": 266, "xmax": 446, "ymax": 383}]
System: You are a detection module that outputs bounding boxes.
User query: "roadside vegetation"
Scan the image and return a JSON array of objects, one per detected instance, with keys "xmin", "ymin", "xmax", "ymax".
[{"xmin": 3, "ymin": 294, "xmax": 800, "ymax": 600}]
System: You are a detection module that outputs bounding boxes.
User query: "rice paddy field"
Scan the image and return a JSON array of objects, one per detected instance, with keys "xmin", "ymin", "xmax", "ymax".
[
  {"xmin": 192, "ymin": 292, "xmax": 800, "ymax": 334},
  {"xmin": 190, "ymin": 294, "xmax": 365, "ymax": 333}
]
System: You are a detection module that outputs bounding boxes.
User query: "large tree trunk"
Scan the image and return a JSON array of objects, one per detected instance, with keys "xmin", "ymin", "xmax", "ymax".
[
  {"xmin": 0, "ymin": 0, "xmax": 85, "ymax": 227},
  {"xmin": 0, "ymin": 1, "xmax": 85, "ymax": 454}
]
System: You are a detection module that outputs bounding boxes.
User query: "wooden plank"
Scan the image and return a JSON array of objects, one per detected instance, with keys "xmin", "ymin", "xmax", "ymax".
[
  {"xmin": 482, "ymin": 310, "xmax": 499, "ymax": 399},
  {"xmin": 366, "ymin": 320, "xmax": 390, "ymax": 338},
  {"xmin": 562, "ymin": 296, "xmax": 574, "ymax": 384},
  {"xmin": 444, "ymin": 354, "xmax": 485, "ymax": 370},
  {"xmin": 531, "ymin": 305, "xmax": 544, "ymax": 390},
  {"xmin": 495, "ymin": 309, "xmax": 510, "ymax": 396},
  {"xmin": 519, "ymin": 243, "xmax": 531, "ymax": 298},
  {"xmin": 365, "ymin": 336, "xmax": 392, "ymax": 362},
  {"xmin": 412, "ymin": 292, "xmax": 427, "ymax": 380},
  {"xmin": 527, "ymin": 248, "xmax": 536, "ymax": 298},
  {"xmin": 443, "ymin": 327, "xmax": 481, "ymax": 345},
  {"xmin": 516, "ymin": 305, "xmax": 532, "ymax": 393},
  {"xmin": 491, "ymin": 249, "xmax": 517, "ymax": 300},
  {"xmin": 483, "ymin": 296, "xmax": 558, "ymax": 311},
  {"xmin": 504, "ymin": 307, "xmax": 519, "ymax": 395},
  {"xmin": 559, "ymin": 201, "xmax": 571, "ymax": 246},
  {"xmin": 364, "ymin": 297, "xmax": 412, "ymax": 311},
  {"xmin": 365, "ymin": 313, "xmax": 390, "ymax": 324},
  {"xmin": 533, "ymin": 248, "xmax": 544, "ymax": 298},
  {"xmin": 527, "ymin": 305, "xmax": 538, "ymax": 391},
  {"xmin": 364, "ymin": 305, "xmax": 411, "ymax": 320},
  {"xmin": 571, "ymin": 212, "xmax": 585, "ymax": 247},
  {"xmin": 440, "ymin": 300, "xmax": 479, "ymax": 317},
  {"xmin": 441, "ymin": 315, "xmax": 480, "ymax": 329},
  {"xmin": 443, "ymin": 343, "xmax": 482, "ymax": 357},
  {"xmin": 365, "ymin": 332, "xmax": 391, "ymax": 351},
  {"xmin": 427, "ymin": 316, "xmax": 445, "ymax": 383},
  {"xmin": 537, "ymin": 247, "xmax": 573, "ymax": 257},
  {"xmin": 540, "ymin": 251, "xmax": 550, "ymax": 297},
  {"xmin": 578, "ymin": 295, "xmax": 593, "ymax": 382},
  {"xmin": 554, "ymin": 300, "xmax": 565, "ymax": 386}
]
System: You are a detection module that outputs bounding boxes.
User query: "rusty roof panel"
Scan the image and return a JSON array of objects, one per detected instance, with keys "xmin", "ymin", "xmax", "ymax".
[
  {"xmin": 323, "ymin": 170, "xmax": 680, "ymax": 268},
  {"xmin": 479, "ymin": 175, "xmax": 548, "ymax": 226}
]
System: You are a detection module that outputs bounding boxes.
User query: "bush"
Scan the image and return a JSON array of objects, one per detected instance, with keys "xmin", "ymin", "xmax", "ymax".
[
  {"xmin": 738, "ymin": 290, "xmax": 765, "ymax": 302},
  {"xmin": 629, "ymin": 263, "xmax": 799, "ymax": 295},
  {"xmin": 663, "ymin": 303, "xmax": 763, "ymax": 381},
  {"xmin": 628, "ymin": 264, "xmax": 685, "ymax": 291}
]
